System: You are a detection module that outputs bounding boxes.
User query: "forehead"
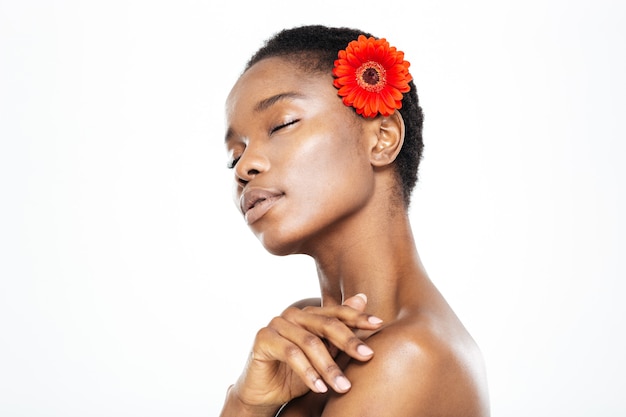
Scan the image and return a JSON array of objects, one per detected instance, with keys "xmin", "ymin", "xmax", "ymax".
[{"xmin": 226, "ymin": 57, "xmax": 331, "ymax": 116}]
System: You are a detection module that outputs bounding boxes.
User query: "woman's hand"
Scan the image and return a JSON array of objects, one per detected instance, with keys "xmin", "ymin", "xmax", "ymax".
[{"xmin": 228, "ymin": 293, "xmax": 383, "ymax": 413}]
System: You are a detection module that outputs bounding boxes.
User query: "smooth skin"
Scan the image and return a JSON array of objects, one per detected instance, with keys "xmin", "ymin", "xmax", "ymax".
[{"xmin": 221, "ymin": 57, "xmax": 490, "ymax": 417}]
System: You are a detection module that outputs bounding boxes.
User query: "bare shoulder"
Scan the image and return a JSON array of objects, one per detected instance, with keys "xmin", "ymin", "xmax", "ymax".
[
  {"xmin": 288, "ymin": 297, "xmax": 321, "ymax": 309},
  {"xmin": 279, "ymin": 296, "xmax": 490, "ymax": 416},
  {"xmin": 324, "ymin": 312, "xmax": 491, "ymax": 417}
]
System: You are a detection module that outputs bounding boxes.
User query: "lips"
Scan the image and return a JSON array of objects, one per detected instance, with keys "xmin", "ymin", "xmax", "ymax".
[{"xmin": 240, "ymin": 188, "xmax": 284, "ymax": 225}]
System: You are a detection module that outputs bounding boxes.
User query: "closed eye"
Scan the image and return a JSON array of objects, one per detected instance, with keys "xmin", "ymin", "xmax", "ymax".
[
  {"xmin": 227, "ymin": 119, "xmax": 299, "ymax": 169},
  {"xmin": 226, "ymin": 156, "xmax": 241, "ymax": 169},
  {"xmin": 270, "ymin": 119, "xmax": 299, "ymax": 135}
]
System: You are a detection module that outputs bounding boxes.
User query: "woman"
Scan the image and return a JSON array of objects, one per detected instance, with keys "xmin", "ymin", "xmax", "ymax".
[{"xmin": 220, "ymin": 25, "xmax": 490, "ymax": 417}]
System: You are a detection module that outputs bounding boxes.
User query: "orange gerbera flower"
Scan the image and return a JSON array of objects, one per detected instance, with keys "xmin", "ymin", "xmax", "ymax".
[{"xmin": 333, "ymin": 35, "xmax": 412, "ymax": 118}]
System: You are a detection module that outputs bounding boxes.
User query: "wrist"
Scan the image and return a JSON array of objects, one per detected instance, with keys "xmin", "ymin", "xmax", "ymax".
[{"xmin": 219, "ymin": 384, "xmax": 281, "ymax": 417}]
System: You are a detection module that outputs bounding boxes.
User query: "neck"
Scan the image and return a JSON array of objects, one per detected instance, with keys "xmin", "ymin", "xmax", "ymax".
[{"xmin": 311, "ymin": 209, "xmax": 430, "ymax": 322}]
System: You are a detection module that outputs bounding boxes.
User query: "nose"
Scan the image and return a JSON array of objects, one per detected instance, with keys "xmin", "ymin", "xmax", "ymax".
[{"xmin": 234, "ymin": 143, "xmax": 269, "ymax": 186}]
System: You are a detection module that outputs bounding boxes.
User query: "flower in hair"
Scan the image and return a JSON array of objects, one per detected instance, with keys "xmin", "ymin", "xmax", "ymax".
[{"xmin": 332, "ymin": 35, "xmax": 412, "ymax": 118}]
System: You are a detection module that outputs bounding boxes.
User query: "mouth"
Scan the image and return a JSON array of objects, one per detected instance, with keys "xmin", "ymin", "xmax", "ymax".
[{"xmin": 240, "ymin": 188, "xmax": 284, "ymax": 225}]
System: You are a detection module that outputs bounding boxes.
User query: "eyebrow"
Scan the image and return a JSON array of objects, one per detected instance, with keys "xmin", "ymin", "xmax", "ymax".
[
  {"xmin": 225, "ymin": 91, "xmax": 305, "ymax": 143},
  {"xmin": 254, "ymin": 91, "xmax": 304, "ymax": 112}
]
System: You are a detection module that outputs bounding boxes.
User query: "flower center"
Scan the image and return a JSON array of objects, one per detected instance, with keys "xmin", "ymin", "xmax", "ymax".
[{"xmin": 356, "ymin": 61, "xmax": 387, "ymax": 93}]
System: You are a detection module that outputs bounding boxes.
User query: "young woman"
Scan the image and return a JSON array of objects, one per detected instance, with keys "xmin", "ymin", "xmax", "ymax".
[{"xmin": 220, "ymin": 25, "xmax": 490, "ymax": 417}]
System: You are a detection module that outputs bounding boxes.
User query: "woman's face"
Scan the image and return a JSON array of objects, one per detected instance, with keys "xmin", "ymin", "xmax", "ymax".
[{"xmin": 225, "ymin": 57, "xmax": 376, "ymax": 256}]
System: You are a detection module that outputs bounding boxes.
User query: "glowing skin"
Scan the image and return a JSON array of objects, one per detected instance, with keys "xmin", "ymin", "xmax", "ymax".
[
  {"xmin": 226, "ymin": 57, "xmax": 379, "ymax": 257},
  {"xmin": 221, "ymin": 56, "xmax": 490, "ymax": 417}
]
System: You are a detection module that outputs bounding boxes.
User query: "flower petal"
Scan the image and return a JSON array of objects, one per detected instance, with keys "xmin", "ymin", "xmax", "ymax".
[{"xmin": 333, "ymin": 35, "xmax": 412, "ymax": 118}]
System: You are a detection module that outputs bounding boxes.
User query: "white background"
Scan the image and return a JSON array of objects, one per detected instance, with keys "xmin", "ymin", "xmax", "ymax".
[{"xmin": 1, "ymin": 0, "xmax": 625, "ymax": 416}]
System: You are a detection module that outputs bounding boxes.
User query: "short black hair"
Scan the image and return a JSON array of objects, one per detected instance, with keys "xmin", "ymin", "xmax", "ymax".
[{"xmin": 245, "ymin": 25, "xmax": 424, "ymax": 207}]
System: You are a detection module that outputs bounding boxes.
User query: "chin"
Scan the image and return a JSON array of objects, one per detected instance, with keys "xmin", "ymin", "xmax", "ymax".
[
  {"xmin": 259, "ymin": 238, "xmax": 299, "ymax": 257},
  {"xmin": 256, "ymin": 229, "xmax": 307, "ymax": 257}
]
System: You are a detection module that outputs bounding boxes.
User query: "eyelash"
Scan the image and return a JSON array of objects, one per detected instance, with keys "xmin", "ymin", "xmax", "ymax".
[
  {"xmin": 270, "ymin": 119, "xmax": 299, "ymax": 135},
  {"xmin": 226, "ymin": 157, "xmax": 240, "ymax": 170},
  {"xmin": 227, "ymin": 119, "xmax": 300, "ymax": 169}
]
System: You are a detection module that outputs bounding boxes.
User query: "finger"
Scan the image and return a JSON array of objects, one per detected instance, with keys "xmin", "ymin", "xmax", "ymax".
[
  {"xmin": 342, "ymin": 293, "xmax": 367, "ymax": 310},
  {"xmin": 300, "ymin": 304, "xmax": 383, "ymax": 329},
  {"xmin": 254, "ymin": 325, "xmax": 330, "ymax": 394},
  {"xmin": 266, "ymin": 316, "xmax": 353, "ymax": 393},
  {"xmin": 281, "ymin": 307, "xmax": 376, "ymax": 362},
  {"xmin": 342, "ymin": 294, "xmax": 384, "ymax": 325}
]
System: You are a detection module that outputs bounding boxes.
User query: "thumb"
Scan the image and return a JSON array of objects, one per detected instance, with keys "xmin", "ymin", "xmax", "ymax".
[{"xmin": 342, "ymin": 293, "xmax": 368, "ymax": 311}]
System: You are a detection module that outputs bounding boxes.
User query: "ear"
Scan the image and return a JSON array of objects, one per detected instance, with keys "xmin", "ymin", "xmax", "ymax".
[{"xmin": 369, "ymin": 111, "xmax": 405, "ymax": 167}]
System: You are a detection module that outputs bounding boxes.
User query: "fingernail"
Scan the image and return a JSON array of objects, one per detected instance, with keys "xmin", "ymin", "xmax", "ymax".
[
  {"xmin": 335, "ymin": 375, "xmax": 351, "ymax": 391},
  {"xmin": 368, "ymin": 315, "xmax": 383, "ymax": 325},
  {"xmin": 357, "ymin": 344, "xmax": 374, "ymax": 356},
  {"xmin": 314, "ymin": 378, "xmax": 328, "ymax": 393},
  {"xmin": 355, "ymin": 293, "xmax": 367, "ymax": 303}
]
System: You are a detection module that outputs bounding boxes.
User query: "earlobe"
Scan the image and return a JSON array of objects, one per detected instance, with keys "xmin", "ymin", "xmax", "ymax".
[{"xmin": 370, "ymin": 111, "xmax": 405, "ymax": 167}]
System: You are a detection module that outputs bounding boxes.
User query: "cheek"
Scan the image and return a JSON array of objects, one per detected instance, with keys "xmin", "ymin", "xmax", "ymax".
[
  {"xmin": 253, "ymin": 133, "xmax": 373, "ymax": 255},
  {"xmin": 283, "ymin": 133, "xmax": 373, "ymax": 210},
  {"xmin": 287, "ymin": 132, "xmax": 354, "ymax": 178}
]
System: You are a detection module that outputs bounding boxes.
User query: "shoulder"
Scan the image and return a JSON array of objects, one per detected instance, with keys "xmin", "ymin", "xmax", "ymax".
[
  {"xmin": 288, "ymin": 297, "xmax": 321, "ymax": 309},
  {"xmin": 325, "ymin": 314, "xmax": 490, "ymax": 417}
]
